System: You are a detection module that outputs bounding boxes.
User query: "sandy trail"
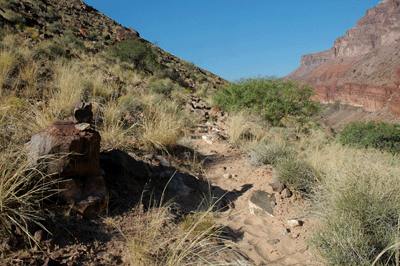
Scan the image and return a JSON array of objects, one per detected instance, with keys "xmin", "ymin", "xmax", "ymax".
[{"xmin": 190, "ymin": 126, "xmax": 320, "ymax": 265}]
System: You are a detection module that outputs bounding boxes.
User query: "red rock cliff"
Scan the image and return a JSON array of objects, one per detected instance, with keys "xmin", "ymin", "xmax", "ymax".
[{"xmin": 286, "ymin": 0, "xmax": 400, "ymax": 115}]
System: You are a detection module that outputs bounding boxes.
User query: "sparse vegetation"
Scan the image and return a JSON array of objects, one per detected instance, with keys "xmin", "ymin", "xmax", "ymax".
[
  {"xmin": 245, "ymin": 120, "xmax": 400, "ymax": 265},
  {"xmin": 4, "ymin": 0, "xmax": 400, "ymax": 265}
]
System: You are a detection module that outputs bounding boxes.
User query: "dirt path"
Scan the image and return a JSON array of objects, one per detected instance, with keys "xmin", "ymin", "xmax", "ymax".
[{"xmin": 190, "ymin": 121, "xmax": 320, "ymax": 265}]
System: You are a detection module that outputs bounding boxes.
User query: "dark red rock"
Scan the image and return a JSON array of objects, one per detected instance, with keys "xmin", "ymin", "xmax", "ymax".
[
  {"xmin": 60, "ymin": 176, "xmax": 108, "ymax": 218},
  {"xmin": 27, "ymin": 120, "xmax": 101, "ymax": 177}
]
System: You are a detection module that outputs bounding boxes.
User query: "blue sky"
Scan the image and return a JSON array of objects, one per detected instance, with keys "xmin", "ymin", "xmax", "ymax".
[{"xmin": 83, "ymin": 0, "xmax": 381, "ymax": 81}]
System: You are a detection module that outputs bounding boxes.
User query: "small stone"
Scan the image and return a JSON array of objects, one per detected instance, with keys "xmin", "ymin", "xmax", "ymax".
[
  {"xmin": 74, "ymin": 101, "xmax": 93, "ymax": 123},
  {"xmin": 143, "ymin": 153, "xmax": 154, "ymax": 160},
  {"xmin": 288, "ymin": 133, "xmax": 299, "ymax": 141},
  {"xmin": 223, "ymin": 173, "xmax": 234, "ymax": 179},
  {"xmin": 202, "ymin": 135, "xmax": 214, "ymax": 144},
  {"xmin": 155, "ymin": 155, "xmax": 171, "ymax": 167},
  {"xmin": 34, "ymin": 230, "xmax": 45, "ymax": 243},
  {"xmin": 291, "ymin": 233, "xmax": 300, "ymax": 239},
  {"xmin": 269, "ymin": 181, "xmax": 285, "ymax": 193},
  {"xmin": 287, "ymin": 219, "xmax": 303, "ymax": 228},
  {"xmin": 299, "ymin": 245, "xmax": 309, "ymax": 253},
  {"xmin": 50, "ymin": 251, "xmax": 62, "ymax": 260},
  {"xmin": 74, "ymin": 123, "xmax": 91, "ymax": 131},
  {"xmin": 267, "ymin": 239, "xmax": 280, "ymax": 245},
  {"xmin": 248, "ymin": 190, "xmax": 276, "ymax": 217},
  {"xmin": 282, "ymin": 227, "xmax": 290, "ymax": 235},
  {"xmin": 281, "ymin": 188, "xmax": 292, "ymax": 198}
]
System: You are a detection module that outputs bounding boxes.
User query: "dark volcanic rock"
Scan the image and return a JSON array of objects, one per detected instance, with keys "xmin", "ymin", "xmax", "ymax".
[
  {"xmin": 248, "ymin": 190, "xmax": 276, "ymax": 217},
  {"xmin": 74, "ymin": 101, "xmax": 93, "ymax": 123}
]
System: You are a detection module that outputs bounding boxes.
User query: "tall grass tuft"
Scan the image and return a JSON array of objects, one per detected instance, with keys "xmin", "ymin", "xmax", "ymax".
[
  {"xmin": 0, "ymin": 148, "xmax": 59, "ymax": 244},
  {"xmin": 100, "ymin": 101, "xmax": 136, "ymax": 150},
  {"xmin": 140, "ymin": 99, "xmax": 185, "ymax": 152},
  {"xmin": 305, "ymin": 139, "xmax": 400, "ymax": 265}
]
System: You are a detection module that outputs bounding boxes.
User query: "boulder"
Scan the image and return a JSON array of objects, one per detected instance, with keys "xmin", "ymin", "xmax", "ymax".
[
  {"xmin": 27, "ymin": 120, "xmax": 101, "ymax": 177},
  {"xmin": 269, "ymin": 180, "xmax": 285, "ymax": 193},
  {"xmin": 74, "ymin": 101, "xmax": 93, "ymax": 123},
  {"xmin": 249, "ymin": 190, "xmax": 276, "ymax": 217},
  {"xmin": 60, "ymin": 175, "xmax": 108, "ymax": 218}
]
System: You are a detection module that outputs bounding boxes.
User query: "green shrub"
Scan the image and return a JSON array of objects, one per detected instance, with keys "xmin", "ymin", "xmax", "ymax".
[
  {"xmin": 339, "ymin": 121, "xmax": 400, "ymax": 155},
  {"xmin": 214, "ymin": 77, "xmax": 320, "ymax": 125},
  {"xmin": 109, "ymin": 39, "xmax": 158, "ymax": 71},
  {"xmin": 148, "ymin": 77, "xmax": 185, "ymax": 96}
]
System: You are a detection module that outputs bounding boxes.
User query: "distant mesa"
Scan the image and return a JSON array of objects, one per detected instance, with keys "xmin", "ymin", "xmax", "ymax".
[{"xmin": 286, "ymin": 0, "xmax": 400, "ymax": 115}]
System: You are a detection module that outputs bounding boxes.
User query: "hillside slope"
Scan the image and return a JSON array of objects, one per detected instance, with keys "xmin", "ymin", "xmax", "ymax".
[{"xmin": 0, "ymin": 0, "xmax": 226, "ymax": 89}]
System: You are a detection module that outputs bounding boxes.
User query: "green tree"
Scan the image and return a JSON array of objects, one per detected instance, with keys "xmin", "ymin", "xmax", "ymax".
[
  {"xmin": 214, "ymin": 76, "xmax": 320, "ymax": 125},
  {"xmin": 340, "ymin": 121, "xmax": 400, "ymax": 154},
  {"xmin": 109, "ymin": 39, "xmax": 158, "ymax": 71}
]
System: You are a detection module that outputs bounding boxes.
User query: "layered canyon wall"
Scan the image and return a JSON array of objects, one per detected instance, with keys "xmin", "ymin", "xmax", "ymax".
[{"xmin": 286, "ymin": 0, "xmax": 400, "ymax": 115}]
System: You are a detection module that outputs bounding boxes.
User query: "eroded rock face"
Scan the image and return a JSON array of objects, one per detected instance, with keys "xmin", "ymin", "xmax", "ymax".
[
  {"xmin": 28, "ymin": 120, "xmax": 101, "ymax": 177},
  {"xmin": 116, "ymin": 26, "xmax": 140, "ymax": 42},
  {"xmin": 286, "ymin": 0, "xmax": 400, "ymax": 115}
]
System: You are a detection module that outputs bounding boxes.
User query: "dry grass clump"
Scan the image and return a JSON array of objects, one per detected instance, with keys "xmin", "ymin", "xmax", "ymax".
[
  {"xmin": 49, "ymin": 62, "xmax": 85, "ymax": 120},
  {"xmin": 0, "ymin": 148, "xmax": 59, "ymax": 243},
  {"xmin": 0, "ymin": 45, "xmax": 18, "ymax": 91},
  {"xmin": 307, "ymin": 142, "xmax": 400, "ymax": 265},
  {"xmin": 227, "ymin": 111, "xmax": 268, "ymax": 146},
  {"xmin": 248, "ymin": 141, "xmax": 291, "ymax": 167},
  {"xmin": 0, "ymin": 97, "xmax": 36, "ymax": 150},
  {"xmin": 124, "ymin": 199, "xmax": 236, "ymax": 266},
  {"xmin": 140, "ymin": 98, "xmax": 187, "ymax": 152},
  {"xmin": 99, "ymin": 100, "xmax": 136, "ymax": 150}
]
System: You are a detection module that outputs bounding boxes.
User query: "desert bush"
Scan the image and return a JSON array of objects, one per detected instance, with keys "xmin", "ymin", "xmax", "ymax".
[
  {"xmin": 248, "ymin": 141, "xmax": 292, "ymax": 167},
  {"xmin": 339, "ymin": 120, "xmax": 400, "ymax": 155},
  {"xmin": 0, "ymin": 46, "xmax": 18, "ymax": 90},
  {"xmin": 214, "ymin": 76, "xmax": 320, "ymax": 125},
  {"xmin": 155, "ymin": 68, "xmax": 180, "ymax": 81},
  {"xmin": 148, "ymin": 77, "xmax": 174, "ymax": 95},
  {"xmin": 275, "ymin": 156, "xmax": 319, "ymax": 195},
  {"xmin": 117, "ymin": 95, "xmax": 143, "ymax": 114},
  {"xmin": 148, "ymin": 76, "xmax": 186, "ymax": 97},
  {"xmin": 109, "ymin": 39, "xmax": 158, "ymax": 71}
]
